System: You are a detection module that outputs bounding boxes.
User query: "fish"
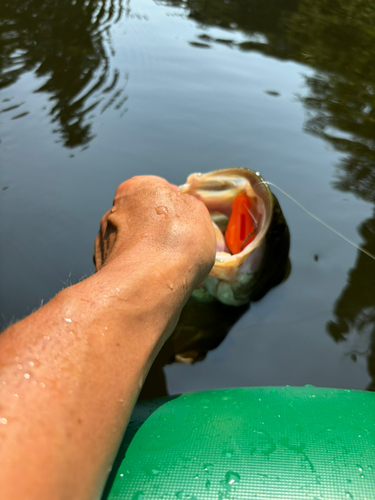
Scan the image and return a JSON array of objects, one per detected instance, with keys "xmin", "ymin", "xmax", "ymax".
[{"xmin": 179, "ymin": 168, "xmax": 290, "ymax": 306}]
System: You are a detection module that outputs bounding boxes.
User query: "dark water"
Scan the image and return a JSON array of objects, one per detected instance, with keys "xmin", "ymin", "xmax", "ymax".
[{"xmin": 1, "ymin": 0, "xmax": 375, "ymax": 395}]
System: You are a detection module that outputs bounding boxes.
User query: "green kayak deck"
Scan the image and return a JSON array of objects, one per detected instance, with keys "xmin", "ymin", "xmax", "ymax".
[{"xmin": 104, "ymin": 386, "xmax": 375, "ymax": 499}]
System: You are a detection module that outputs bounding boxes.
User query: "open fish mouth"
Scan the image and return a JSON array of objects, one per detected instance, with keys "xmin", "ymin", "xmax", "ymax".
[{"xmin": 179, "ymin": 168, "xmax": 290, "ymax": 306}]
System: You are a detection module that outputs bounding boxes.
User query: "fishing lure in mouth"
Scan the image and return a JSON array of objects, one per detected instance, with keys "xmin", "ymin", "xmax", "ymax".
[
  {"xmin": 179, "ymin": 168, "xmax": 290, "ymax": 306},
  {"xmin": 225, "ymin": 192, "xmax": 256, "ymax": 255}
]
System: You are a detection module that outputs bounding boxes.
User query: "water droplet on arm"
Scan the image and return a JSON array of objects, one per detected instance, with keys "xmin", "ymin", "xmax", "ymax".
[{"xmin": 156, "ymin": 206, "xmax": 169, "ymax": 217}]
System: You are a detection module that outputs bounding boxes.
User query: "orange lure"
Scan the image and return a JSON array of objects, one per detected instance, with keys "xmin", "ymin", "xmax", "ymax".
[{"xmin": 225, "ymin": 193, "xmax": 256, "ymax": 254}]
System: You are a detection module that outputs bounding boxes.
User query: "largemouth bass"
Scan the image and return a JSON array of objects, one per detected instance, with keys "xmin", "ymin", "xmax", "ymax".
[{"xmin": 179, "ymin": 168, "xmax": 290, "ymax": 306}]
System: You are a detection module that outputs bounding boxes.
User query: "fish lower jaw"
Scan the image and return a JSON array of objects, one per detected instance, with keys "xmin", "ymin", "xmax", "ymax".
[{"xmin": 204, "ymin": 275, "xmax": 254, "ymax": 306}]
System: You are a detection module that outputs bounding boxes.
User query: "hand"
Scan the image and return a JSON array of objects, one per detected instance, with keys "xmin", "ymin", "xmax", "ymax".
[{"xmin": 94, "ymin": 175, "xmax": 216, "ymax": 296}]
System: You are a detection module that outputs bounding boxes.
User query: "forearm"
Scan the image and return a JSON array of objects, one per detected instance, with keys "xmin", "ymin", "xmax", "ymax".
[
  {"xmin": 0, "ymin": 256, "xmax": 189, "ymax": 500},
  {"xmin": 0, "ymin": 175, "xmax": 216, "ymax": 500}
]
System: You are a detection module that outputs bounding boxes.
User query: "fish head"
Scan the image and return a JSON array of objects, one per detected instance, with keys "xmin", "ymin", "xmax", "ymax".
[{"xmin": 179, "ymin": 168, "xmax": 290, "ymax": 305}]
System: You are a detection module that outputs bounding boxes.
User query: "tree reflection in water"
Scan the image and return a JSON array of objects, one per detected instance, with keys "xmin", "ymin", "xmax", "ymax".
[
  {"xmin": 326, "ymin": 214, "xmax": 375, "ymax": 391},
  {"xmin": 0, "ymin": 0, "xmax": 128, "ymax": 148},
  {"xmin": 163, "ymin": 0, "xmax": 375, "ymax": 389},
  {"xmin": 287, "ymin": 0, "xmax": 375, "ymax": 390}
]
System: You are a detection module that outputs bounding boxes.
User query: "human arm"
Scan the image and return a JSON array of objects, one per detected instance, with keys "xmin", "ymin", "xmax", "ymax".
[{"xmin": 0, "ymin": 176, "xmax": 216, "ymax": 500}]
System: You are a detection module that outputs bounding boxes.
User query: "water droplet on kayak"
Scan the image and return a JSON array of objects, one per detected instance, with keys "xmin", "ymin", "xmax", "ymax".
[
  {"xmin": 206, "ymin": 479, "xmax": 211, "ymax": 489},
  {"xmin": 225, "ymin": 471, "xmax": 240, "ymax": 485},
  {"xmin": 132, "ymin": 492, "xmax": 144, "ymax": 500},
  {"xmin": 345, "ymin": 493, "xmax": 354, "ymax": 499},
  {"xmin": 144, "ymin": 466, "xmax": 161, "ymax": 476},
  {"xmin": 175, "ymin": 491, "xmax": 183, "ymax": 499},
  {"xmin": 204, "ymin": 463, "xmax": 214, "ymax": 472},
  {"xmin": 222, "ymin": 450, "xmax": 232, "ymax": 458},
  {"xmin": 0, "ymin": 418, "xmax": 7, "ymax": 425},
  {"xmin": 156, "ymin": 206, "xmax": 169, "ymax": 217},
  {"xmin": 24, "ymin": 373, "xmax": 30, "ymax": 379}
]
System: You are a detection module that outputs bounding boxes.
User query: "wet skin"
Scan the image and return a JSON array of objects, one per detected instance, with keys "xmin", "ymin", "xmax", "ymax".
[{"xmin": 0, "ymin": 176, "xmax": 216, "ymax": 500}]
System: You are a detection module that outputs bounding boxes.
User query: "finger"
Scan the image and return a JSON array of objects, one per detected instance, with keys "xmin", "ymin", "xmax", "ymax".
[
  {"xmin": 94, "ymin": 234, "xmax": 103, "ymax": 270},
  {"xmin": 100, "ymin": 209, "xmax": 111, "ymax": 239}
]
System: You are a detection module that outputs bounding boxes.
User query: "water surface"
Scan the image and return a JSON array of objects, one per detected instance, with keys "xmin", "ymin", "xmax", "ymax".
[{"xmin": 1, "ymin": 0, "xmax": 375, "ymax": 394}]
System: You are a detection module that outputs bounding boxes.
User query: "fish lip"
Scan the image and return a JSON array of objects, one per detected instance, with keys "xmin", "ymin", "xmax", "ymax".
[{"xmin": 180, "ymin": 168, "xmax": 274, "ymax": 275}]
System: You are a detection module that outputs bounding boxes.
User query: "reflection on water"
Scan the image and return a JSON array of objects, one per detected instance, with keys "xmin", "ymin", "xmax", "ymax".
[
  {"xmin": 327, "ymin": 213, "xmax": 375, "ymax": 391},
  {"xmin": 140, "ymin": 294, "xmax": 249, "ymax": 399},
  {"xmin": 163, "ymin": 0, "xmax": 375, "ymax": 205},
  {"xmin": 286, "ymin": 0, "xmax": 375, "ymax": 390},
  {"xmin": 161, "ymin": 0, "xmax": 375, "ymax": 388},
  {"xmin": 0, "ymin": 0, "xmax": 128, "ymax": 147},
  {"xmin": 162, "ymin": 0, "xmax": 299, "ymax": 57},
  {"xmin": 287, "ymin": 0, "xmax": 375, "ymax": 205},
  {"xmin": 1, "ymin": 0, "xmax": 375, "ymax": 390}
]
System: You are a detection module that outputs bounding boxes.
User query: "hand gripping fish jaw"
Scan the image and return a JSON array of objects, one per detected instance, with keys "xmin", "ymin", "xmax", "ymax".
[{"xmin": 179, "ymin": 168, "xmax": 290, "ymax": 306}]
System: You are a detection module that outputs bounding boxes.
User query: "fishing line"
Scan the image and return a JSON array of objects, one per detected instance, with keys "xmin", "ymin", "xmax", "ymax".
[{"xmin": 259, "ymin": 180, "xmax": 375, "ymax": 261}]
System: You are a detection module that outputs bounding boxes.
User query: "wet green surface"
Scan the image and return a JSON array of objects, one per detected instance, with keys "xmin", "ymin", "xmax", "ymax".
[
  {"xmin": 106, "ymin": 387, "xmax": 375, "ymax": 499},
  {"xmin": 1, "ymin": 0, "xmax": 375, "ymax": 392}
]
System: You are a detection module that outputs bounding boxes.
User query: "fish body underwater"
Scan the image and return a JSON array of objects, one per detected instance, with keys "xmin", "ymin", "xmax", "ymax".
[{"xmin": 179, "ymin": 168, "xmax": 290, "ymax": 306}]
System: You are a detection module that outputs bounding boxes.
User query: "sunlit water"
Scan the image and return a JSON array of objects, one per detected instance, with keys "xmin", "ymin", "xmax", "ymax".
[{"xmin": 1, "ymin": 0, "xmax": 375, "ymax": 393}]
